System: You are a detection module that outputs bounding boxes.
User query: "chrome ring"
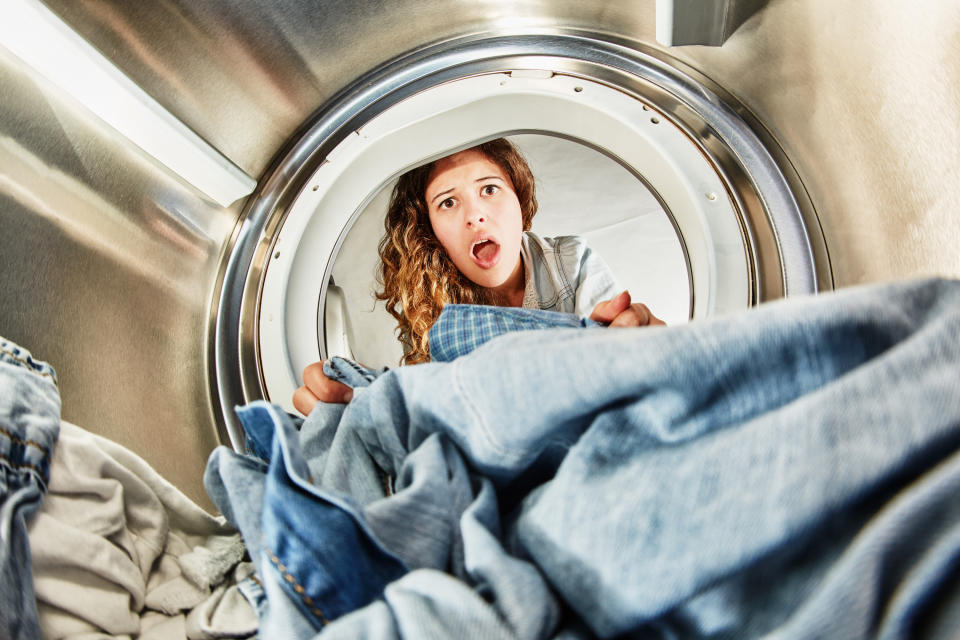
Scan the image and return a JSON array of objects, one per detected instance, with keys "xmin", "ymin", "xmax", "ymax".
[{"xmin": 211, "ymin": 31, "xmax": 831, "ymax": 449}]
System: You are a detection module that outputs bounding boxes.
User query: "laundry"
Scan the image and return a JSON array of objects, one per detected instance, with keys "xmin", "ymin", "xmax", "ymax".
[
  {"xmin": 205, "ymin": 277, "xmax": 960, "ymax": 639},
  {"xmin": 28, "ymin": 421, "xmax": 258, "ymax": 639},
  {"xmin": 0, "ymin": 337, "xmax": 257, "ymax": 640},
  {"xmin": 0, "ymin": 338, "xmax": 60, "ymax": 640},
  {"xmin": 428, "ymin": 304, "xmax": 598, "ymax": 363}
]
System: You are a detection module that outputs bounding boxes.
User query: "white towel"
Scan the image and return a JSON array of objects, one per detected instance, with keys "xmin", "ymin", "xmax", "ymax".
[{"xmin": 27, "ymin": 421, "xmax": 257, "ymax": 639}]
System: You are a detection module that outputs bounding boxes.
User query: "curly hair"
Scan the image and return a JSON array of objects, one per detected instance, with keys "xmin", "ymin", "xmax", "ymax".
[{"xmin": 375, "ymin": 138, "xmax": 538, "ymax": 365}]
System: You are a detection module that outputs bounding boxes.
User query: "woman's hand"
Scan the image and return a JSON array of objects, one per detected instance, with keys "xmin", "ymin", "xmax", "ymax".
[
  {"xmin": 292, "ymin": 361, "xmax": 354, "ymax": 415},
  {"xmin": 590, "ymin": 291, "xmax": 666, "ymax": 327}
]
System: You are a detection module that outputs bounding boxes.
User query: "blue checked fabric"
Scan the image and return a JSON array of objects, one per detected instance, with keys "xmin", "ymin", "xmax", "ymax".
[{"xmin": 427, "ymin": 304, "xmax": 599, "ymax": 363}]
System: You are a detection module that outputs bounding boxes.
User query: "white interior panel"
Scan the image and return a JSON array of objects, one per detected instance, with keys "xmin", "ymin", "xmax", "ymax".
[
  {"xmin": 259, "ymin": 72, "xmax": 749, "ymax": 412},
  {"xmin": 331, "ymin": 134, "xmax": 691, "ymax": 369}
]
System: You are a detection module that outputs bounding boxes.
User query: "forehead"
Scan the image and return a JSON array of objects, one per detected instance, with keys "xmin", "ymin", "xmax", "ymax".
[{"xmin": 425, "ymin": 149, "xmax": 508, "ymax": 194}]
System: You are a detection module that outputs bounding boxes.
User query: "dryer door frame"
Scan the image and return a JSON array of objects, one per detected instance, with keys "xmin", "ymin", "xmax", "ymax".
[{"xmin": 211, "ymin": 33, "xmax": 830, "ymax": 450}]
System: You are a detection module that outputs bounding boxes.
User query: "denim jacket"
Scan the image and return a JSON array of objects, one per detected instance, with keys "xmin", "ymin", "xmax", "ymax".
[{"xmin": 520, "ymin": 232, "xmax": 620, "ymax": 315}]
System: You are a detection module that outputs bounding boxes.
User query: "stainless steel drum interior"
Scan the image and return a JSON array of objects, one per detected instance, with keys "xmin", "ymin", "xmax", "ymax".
[
  {"xmin": 2, "ymin": 0, "xmax": 958, "ymax": 509},
  {"xmin": 228, "ymin": 34, "xmax": 826, "ymax": 447}
]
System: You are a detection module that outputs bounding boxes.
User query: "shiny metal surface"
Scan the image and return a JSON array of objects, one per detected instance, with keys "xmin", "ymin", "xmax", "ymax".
[
  {"xmin": 0, "ymin": 45, "xmax": 236, "ymax": 509},
  {"xmin": 673, "ymin": 1, "xmax": 960, "ymax": 284},
  {"xmin": 656, "ymin": 0, "xmax": 770, "ymax": 46},
  {"xmin": 38, "ymin": 0, "xmax": 657, "ymax": 179},
  {"xmin": 213, "ymin": 33, "xmax": 827, "ymax": 447},
  {"xmin": 3, "ymin": 0, "xmax": 957, "ymax": 505},
  {"xmin": 40, "ymin": 0, "xmax": 959, "ymax": 286}
]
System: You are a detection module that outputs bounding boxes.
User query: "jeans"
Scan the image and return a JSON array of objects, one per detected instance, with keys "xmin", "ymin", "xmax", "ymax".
[
  {"xmin": 206, "ymin": 278, "xmax": 960, "ymax": 639},
  {"xmin": 206, "ymin": 399, "xmax": 410, "ymax": 638},
  {"xmin": 0, "ymin": 338, "xmax": 60, "ymax": 640}
]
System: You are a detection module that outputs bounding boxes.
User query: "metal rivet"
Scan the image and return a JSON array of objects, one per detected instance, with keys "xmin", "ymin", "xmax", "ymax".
[
  {"xmin": 574, "ymin": 86, "xmax": 583, "ymax": 92},
  {"xmin": 650, "ymin": 117, "xmax": 660, "ymax": 124}
]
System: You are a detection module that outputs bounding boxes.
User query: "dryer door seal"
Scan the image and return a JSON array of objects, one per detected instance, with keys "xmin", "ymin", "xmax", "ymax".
[{"xmin": 212, "ymin": 34, "xmax": 829, "ymax": 450}]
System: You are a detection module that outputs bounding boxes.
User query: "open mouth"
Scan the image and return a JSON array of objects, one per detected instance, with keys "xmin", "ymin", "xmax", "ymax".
[{"xmin": 471, "ymin": 238, "xmax": 500, "ymax": 268}]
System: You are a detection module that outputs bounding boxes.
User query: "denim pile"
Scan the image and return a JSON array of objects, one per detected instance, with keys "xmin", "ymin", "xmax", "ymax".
[
  {"xmin": 206, "ymin": 278, "xmax": 960, "ymax": 639},
  {"xmin": 1, "ymin": 339, "xmax": 255, "ymax": 639},
  {"xmin": 0, "ymin": 338, "xmax": 60, "ymax": 639}
]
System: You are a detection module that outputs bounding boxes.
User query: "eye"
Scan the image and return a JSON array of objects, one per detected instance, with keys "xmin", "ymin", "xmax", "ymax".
[
  {"xmin": 438, "ymin": 197, "xmax": 456, "ymax": 210},
  {"xmin": 480, "ymin": 184, "xmax": 499, "ymax": 196}
]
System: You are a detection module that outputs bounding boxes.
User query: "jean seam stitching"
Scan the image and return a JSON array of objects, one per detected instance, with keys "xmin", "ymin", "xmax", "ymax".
[
  {"xmin": 264, "ymin": 544, "xmax": 331, "ymax": 626},
  {"xmin": 0, "ymin": 453, "xmax": 45, "ymax": 476},
  {"xmin": 0, "ymin": 345, "xmax": 57, "ymax": 385},
  {"xmin": 0, "ymin": 424, "xmax": 52, "ymax": 460}
]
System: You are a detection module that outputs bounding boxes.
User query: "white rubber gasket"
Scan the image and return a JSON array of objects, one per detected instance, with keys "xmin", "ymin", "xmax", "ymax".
[{"xmin": 258, "ymin": 71, "xmax": 747, "ymax": 412}]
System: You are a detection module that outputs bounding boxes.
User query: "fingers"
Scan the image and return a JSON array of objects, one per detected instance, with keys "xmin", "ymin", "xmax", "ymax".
[
  {"xmin": 591, "ymin": 292, "xmax": 666, "ymax": 328},
  {"xmin": 292, "ymin": 361, "xmax": 354, "ymax": 415},
  {"xmin": 303, "ymin": 361, "xmax": 354, "ymax": 403},
  {"xmin": 292, "ymin": 385, "xmax": 321, "ymax": 416},
  {"xmin": 646, "ymin": 306, "xmax": 667, "ymax": 326},
  {"xmin": 590, "ymin": 290, "xmax": 632, "ymax": 323},
  {"xmin": 609, "ymin": 302, "xmax": 666, "ymax": 328}
]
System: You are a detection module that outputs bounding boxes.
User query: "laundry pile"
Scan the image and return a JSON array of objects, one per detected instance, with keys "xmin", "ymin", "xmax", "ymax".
[
  {"xmin": 207, "ymin": 278, "xmax": 960, "ymax": 639},
  {"xmin": 1, "ymin": 339, "xmax": 256, "ymax": 640},
  {"xmin": 4, "ymin": 277, "xmax": 960, "ymax": 639}
]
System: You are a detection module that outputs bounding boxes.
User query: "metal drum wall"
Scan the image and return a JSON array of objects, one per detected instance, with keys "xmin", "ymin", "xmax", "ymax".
[
  {"xmin": 2, "ymin": 0, "xmax": 958, "ymax": 507},
  {"xmin": 216, "ymin": 33, "xmax": 828, "ymax": 450}
]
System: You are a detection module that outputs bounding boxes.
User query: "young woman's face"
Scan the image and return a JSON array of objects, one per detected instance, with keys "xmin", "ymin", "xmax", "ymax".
[{"xmin": 425, "ymin": 149, "xmax": 524, "ymax": 292}]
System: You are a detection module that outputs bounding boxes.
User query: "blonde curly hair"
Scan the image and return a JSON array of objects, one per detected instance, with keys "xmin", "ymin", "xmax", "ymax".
[{"xmin": 375, "ymin": 138, "xmax": 538, "ymax": 364}]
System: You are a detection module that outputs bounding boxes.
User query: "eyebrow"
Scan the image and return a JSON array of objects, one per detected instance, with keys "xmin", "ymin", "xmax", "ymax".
[
  {"xmin": 428, "ymin": 176, "xmax": 504, "ymax": 205},
  {"xmin": 429, "ymin": 188, "xmax": 455, "ymax": 205}
]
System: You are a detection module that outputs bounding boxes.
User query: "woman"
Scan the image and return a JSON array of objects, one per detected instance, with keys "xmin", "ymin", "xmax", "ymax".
[{"xmin": 294, "ymin": 138, "xmax": 663, "ymax": 411}]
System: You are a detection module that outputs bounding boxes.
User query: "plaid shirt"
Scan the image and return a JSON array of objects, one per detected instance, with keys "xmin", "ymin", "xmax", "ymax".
[{"xmin": 428, "ymin": 304, "xmax": 598, "ymax": 363}]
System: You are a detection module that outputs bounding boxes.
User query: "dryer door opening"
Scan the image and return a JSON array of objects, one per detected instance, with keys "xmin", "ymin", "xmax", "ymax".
[{"xmin": 213, "ymin": 33, "xmax": 830, "ymax": 450}]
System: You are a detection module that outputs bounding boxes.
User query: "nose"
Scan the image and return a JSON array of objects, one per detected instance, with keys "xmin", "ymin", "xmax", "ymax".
[{"xmin": 464, "ymin": 199, "xmax": 486, "ymax": 228}]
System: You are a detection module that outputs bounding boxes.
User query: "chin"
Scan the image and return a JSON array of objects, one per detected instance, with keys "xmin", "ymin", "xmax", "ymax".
[{"xmin": 467, "ymin": 272, "xmax": 506, "ymax": 290}]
